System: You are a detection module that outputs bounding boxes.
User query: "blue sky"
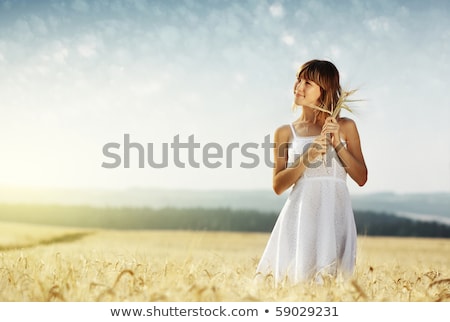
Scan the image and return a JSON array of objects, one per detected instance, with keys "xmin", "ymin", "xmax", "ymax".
[{"xmin": 0, "ymin": 0, "xmax": 449, "ymax": 195}]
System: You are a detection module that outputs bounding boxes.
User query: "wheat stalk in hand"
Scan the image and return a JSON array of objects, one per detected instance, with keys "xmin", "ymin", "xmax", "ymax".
[{"xmin": 310, "ymin": 89, "xmax": 361, "ymax": 119}]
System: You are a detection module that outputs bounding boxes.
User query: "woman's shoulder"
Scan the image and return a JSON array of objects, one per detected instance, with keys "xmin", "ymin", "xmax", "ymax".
[
  {"xmin": 275, "ymin": 123, "xmax": 292, "ymax": 132},
  {"xmin": 338, "ymin": 117, "xmax": 358, "ymax": 129},
  {"xmin": 338, "ymin": 117, "xmax": 361, "ymax": 139},
  {"xmin": 273, "ymin": 123, "xmax": 293, "ymax": 141}
]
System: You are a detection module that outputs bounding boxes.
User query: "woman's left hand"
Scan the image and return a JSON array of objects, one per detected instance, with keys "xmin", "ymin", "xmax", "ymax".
[{"xmin": 321, "ymin": 117, "xmax": 341, "ymax": 148}]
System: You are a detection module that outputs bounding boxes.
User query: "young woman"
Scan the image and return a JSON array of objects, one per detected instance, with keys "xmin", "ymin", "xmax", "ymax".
[{"xmin": 255, "ymin": 59, "xmax": 368, "ymax": 285}]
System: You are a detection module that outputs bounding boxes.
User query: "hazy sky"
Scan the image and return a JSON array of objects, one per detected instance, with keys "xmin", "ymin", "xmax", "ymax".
[{"xmin": 0, "ymin": 0, "xmax": 449, "ymax": 195}]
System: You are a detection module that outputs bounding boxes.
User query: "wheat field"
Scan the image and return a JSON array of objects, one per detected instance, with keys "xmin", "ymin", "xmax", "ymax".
[{"xmin": 0, "ymin": 221, "xmax": 449, "ymax": 302}]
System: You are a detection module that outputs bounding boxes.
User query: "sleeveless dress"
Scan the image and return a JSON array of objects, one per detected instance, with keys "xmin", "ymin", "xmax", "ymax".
[{"xmin": 255, "ymin": 123, "xmax": 357, "ymax": 285}]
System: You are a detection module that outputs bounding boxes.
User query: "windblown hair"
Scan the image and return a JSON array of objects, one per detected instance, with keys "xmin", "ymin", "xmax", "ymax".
[{"xmin": 294, "ymin": 59, "xmax": 342, "ymax": 123}]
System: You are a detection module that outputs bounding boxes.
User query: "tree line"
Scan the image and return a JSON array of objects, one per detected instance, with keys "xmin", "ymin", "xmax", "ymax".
[{"xmin": 0, "ymin": 203, "xmax": 449, "ymax": 238}]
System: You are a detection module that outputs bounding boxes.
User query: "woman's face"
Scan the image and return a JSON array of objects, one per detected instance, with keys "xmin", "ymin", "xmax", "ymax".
[{"xmin": 293, "ymin": 77, "xmax": 321, "ymax": 108}]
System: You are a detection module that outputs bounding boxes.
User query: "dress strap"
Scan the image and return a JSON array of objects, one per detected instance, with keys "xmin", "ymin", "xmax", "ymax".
[{"xmin": 289, "ymin": 123, "xmax": 297, "ymax": 138}]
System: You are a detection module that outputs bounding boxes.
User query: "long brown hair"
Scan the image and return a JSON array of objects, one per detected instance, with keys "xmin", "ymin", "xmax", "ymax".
[{"xmin": 295, "ymin": 59, "xmax": 342, "ymax": 123}]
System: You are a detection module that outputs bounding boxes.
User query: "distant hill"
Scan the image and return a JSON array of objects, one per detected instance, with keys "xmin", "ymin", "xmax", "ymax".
[
  {"xmin": 351, "ymin": 191, "xmax": 450, "ymax": 218},
  {"xmin": 0, "ymin": 186, "xmax": 449, "ymax": 225}
]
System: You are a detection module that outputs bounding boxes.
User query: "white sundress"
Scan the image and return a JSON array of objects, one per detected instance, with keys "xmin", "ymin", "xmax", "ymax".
[{"xmin": 255, "ymin": 123, "xmax": 357, "ymax": 285}]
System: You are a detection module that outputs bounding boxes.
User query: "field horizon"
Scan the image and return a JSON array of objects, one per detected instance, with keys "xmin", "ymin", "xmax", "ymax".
[
  {"xmin": 1, "ymin": 186, "xmax": 449, "ymax": 224},
  {"xmin": 1, "ymin": 221, "xmax": 449, "ymax": 302}
]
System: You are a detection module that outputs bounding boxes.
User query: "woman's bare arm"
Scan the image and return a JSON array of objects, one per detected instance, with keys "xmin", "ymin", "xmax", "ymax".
[
  {"xmin": 335, "ymin": 118, "xmax": 368, "ymax": 186},
  {"xmin": 272, "ymin": 125, "xmax": 327, "ymax": 194}
]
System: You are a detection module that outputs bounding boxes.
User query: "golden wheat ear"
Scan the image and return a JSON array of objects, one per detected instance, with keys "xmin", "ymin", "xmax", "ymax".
[
  {"xmin": 308, "ymin": 90, "xmax": 361, "ymax": 118},
  {"xmin": 294, "ymin": 89, "xmax": 364, "ymax": 118},
  {"xmin": 309, "ymin": 104, "xmax": 332, "ymax": 115}
]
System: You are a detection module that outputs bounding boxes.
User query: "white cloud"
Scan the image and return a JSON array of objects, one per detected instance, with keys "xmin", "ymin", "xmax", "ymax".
[
  {"xmin": 76, "ymin": 35, "xmax": 101, "ymax": 58},
  {"xmin": 53, "ymin": 46, "xmax": 69, "ymax": 64},
  {"xmin": 329, "ymin": 45, "xmax": 341, "ymax": 59},
  {"xmin": 281, "ymin": 34, "xmax": 295, "ymax": 46},
  {"xmin": 269, "ymin": 3, "xmax": 284, "ymax": 18},
  {"xmin": 365, "ymin": 16, "xmax": 391, "ymax": 33},
  {"xmin": 77, "ymin": 44, "xmax": 96, "ymax": 58}
]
